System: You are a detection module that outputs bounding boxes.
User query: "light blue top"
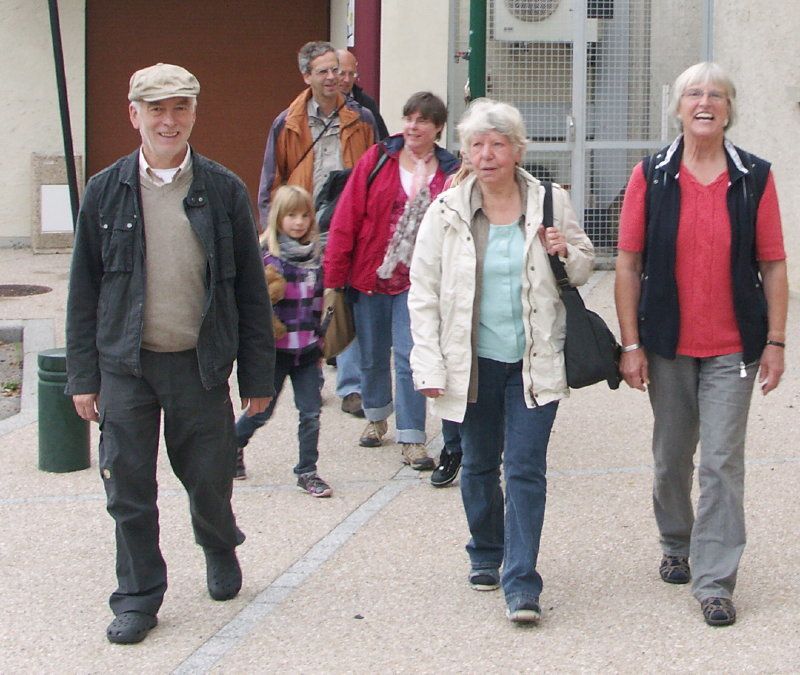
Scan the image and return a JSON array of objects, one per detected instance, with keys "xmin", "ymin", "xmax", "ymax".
[{"xmin": 477, "ymin": 223, "xmax": 526, "ymax": 363}]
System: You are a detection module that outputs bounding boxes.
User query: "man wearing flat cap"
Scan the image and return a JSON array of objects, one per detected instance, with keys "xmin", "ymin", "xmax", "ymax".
[{"xmin": 66, "ymin": 63, "xmax": 275, "ymax": 644}]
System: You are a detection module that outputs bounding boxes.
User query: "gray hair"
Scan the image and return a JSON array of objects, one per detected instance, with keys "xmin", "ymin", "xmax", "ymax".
[
  {"xmin": 297, "ymin": 41, "xmax": 336, "ymax": 75},
  {"xmin": 457, "ymin": 98, "xmax": 528, "ymax": 154},
  {"xmin": 669, "ymin": 61, "xmax": 737, "ymax": 131}
]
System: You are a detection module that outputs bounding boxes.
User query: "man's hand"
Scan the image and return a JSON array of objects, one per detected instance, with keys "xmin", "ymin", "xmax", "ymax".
[
  {"xmin": 241, "ymin": 397, "xmax": 272, "ymax": 416},
  {"xmin": 73, "ymin": 393, "xmax": 100, "ymax": 422},
  {"xmin": 419, "ymin": 388, "xmax": 444, "ymax": 398}
]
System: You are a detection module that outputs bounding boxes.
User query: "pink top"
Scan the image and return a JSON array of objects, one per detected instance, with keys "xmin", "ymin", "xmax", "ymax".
[{"xmin": 618, "ymin": 161, "xmax": 785, "ymax": 357}]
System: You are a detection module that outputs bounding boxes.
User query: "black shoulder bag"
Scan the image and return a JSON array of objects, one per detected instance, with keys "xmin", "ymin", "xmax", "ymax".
[
  {"xmin": 315, "ymin": 144, "xmax": 389, "ymax": 233},
  {"xmin": 543, "ymin": 181, "xmax": 621, "ymax": 390}
]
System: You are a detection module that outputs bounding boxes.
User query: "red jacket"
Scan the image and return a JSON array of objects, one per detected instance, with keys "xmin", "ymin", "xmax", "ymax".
[{"xmin": 323, "ymin": 135, "xmax": 459, "ymax": 293}]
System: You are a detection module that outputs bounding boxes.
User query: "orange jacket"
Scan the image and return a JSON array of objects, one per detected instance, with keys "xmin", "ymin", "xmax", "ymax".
[{"xmin": 257, "ymin": 88, "xmax": 376, "ymax": 227}]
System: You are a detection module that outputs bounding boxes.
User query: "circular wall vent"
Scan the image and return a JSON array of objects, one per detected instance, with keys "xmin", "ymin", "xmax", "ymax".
[{"xmin": 504, "ymin": 0, "xmax": 561, "ymax": 22}]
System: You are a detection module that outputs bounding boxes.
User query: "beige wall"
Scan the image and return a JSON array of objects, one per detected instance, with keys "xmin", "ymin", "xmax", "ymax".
[
  {"xmin": 714, "ymin": 0, "xmax": 800, "ymax": 293},
  {"xmin": 329, "ymin": 0, "xmax": 349, "ymax": 48},
  {"xmin": 379, "ymin": 0, "xmax": 450, "ymax": 136},
  {"xmin": 0, "ymin": 0, "xmax": 85, "ymax": 245}
]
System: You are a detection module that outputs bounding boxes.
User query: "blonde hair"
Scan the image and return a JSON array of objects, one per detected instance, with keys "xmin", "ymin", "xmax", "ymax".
[
  {"xmin": 262, "ymin": 185, "xmax": 319, "ymax": 255},
  {"xmin": 446, "ymin": 147, "xmax": 472, "ymax": 188},
  {"xmin": 669, "ymin": 61, "xmax": 737, "ymax": 131}
]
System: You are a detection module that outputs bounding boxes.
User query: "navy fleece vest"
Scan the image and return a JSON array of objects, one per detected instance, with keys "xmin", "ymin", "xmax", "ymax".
[{"xmin": 638, "ymin": 138, "xmax": 770, "ymax": 364}]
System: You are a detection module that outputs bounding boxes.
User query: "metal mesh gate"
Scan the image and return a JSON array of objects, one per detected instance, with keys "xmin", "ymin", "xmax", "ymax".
[{"xmin": 447, "ymin": 0, "xmax": 709, "ymax": 260}]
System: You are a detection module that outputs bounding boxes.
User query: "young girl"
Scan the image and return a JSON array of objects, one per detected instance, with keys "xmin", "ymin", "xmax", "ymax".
[{"xmin": 235, "ymin": 185, "xmax": 331, "ymax": 497}]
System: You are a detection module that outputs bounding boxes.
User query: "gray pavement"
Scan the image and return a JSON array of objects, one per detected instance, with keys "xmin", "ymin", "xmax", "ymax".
[{"xmin": 1, "ymin": 247, "xmax": 798, "ymax": 673}]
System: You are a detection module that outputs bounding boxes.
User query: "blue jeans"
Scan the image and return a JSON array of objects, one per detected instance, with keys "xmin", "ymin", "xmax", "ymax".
[
  {"xmin": 235, "ymin": 350, "xmax": 322, "ymax": 476},
  {"xmin": 335, "ymin": 338, "xmax": 362, "ymax": 398},
  {"xmin": 459, "ymin": 357, "xmax": 558, "ymax": 607},
  {"xmin": 441, "ymin": 419, "xmax": 462, "ymax": 456},
  {"xmin": 353, "ymin": 290, "xmax": 426, "ymax": 444}
]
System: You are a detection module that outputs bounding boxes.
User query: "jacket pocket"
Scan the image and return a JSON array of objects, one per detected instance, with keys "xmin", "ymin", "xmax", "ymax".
[{"xmin": 100, "ymin": 218, "xmax": 135, "ymax": 272}]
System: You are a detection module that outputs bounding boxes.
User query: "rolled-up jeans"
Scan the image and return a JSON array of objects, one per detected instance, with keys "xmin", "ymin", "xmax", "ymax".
[
  {"xmin": 352, "ymin": 290, "xmax": 426, "ymax": 444},
  {"xmin": 459, "ymin": 357, "xmax": 558, "ymax": 608}
]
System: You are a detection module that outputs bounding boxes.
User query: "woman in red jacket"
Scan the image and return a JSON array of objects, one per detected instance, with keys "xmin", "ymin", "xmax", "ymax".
[{"xmin": 324, "ymin": 92, "xmax": 459, "ymax": 469}]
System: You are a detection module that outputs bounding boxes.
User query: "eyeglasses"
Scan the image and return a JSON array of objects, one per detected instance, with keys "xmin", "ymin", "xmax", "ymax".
[
  {"xmin": 682, "ymin": 88, "xmax": 726, "ymax": 101},
  {"xmin": 312, "ymin": 67, "xmax": 340, "ymax": 77},
  {"xmin": 339, "ymin": 69, "xmax": 358, "ymax": 79},
  {"xmin": 403, "ymin": 115, "xmax": 434, "ymax": 126}
]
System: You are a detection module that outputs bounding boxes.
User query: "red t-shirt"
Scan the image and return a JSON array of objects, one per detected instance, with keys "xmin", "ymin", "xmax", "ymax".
[{"xmin": 618, "ymin": 161, "xmax": 785, "ymax": 357}]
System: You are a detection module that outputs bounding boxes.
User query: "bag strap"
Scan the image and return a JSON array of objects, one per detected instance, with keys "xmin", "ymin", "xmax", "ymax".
[
  {"xmin": 289, "ymin": 98, "xmax": 347, "ymax": 177},
  {"xmin": 366, "ymin": 144, "xmax": 389, "ymax": 188},
  {"xmin": 542, "ymin": 181, "xmax": 571, "ymax": 289}
]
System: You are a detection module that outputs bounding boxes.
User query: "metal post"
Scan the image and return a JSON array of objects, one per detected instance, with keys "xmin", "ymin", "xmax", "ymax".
[
  {"xmin": 47, "ymin": 0, "xmax": 80, "ymax": 229},
  {"xmin": 467, "ymin": 0, "xmax": 487, "ymax": 100},
  {"xmin": 38, "ymin": 348, "xmax": 90, "ymax": 473}
]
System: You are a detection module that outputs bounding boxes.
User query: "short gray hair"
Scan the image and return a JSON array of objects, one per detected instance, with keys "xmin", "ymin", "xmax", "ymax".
[
  {"xmin": 297, "ymin": 41, "xmax": 335, "ymax": 75},
  {"xmin": 669, "ymin": 61, "xmax": 737, "ymax": 131},
  {"xmin": 457, "ymin": 98, "xmax": 528, "ymax": 154}
]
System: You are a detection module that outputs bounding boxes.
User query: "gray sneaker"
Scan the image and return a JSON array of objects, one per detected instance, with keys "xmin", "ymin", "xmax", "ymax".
[
  {"xmin": 468, "ymin": 568, "xmax": 500, "ymax": 591},
  {"xmin": 296, "ymin": 472, "xmax": 332, "ymax": 498},
  {"xmin": 359, "ymin": 420, "xmax": 388, "ymax": 447},
  {"xmin": 506, "ymin": 599, "xmax": 541, "ymax": 624},
  {"xmin": 401, "ymin": 443, "xmax": 435, "ymax": 471}
]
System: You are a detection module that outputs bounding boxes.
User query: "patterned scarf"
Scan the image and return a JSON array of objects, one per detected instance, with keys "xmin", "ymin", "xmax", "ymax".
[
  {"xmin": 376, "ymin": 150, "xmax": 434, "ymax": 279},
  {"xmin": 278, "ymin": 233, "xmax": 319, "ymax": 270}
]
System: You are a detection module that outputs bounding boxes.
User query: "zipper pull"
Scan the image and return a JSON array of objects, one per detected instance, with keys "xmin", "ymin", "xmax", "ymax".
[{"xmin": 739, "ymin": 361, "xmax": 746, "ymax": 378}]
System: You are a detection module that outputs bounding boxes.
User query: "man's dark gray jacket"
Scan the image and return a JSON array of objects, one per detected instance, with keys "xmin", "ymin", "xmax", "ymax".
[{"xmin": 66, "ymin": 149, "xmax": 276, "ymax": 398}]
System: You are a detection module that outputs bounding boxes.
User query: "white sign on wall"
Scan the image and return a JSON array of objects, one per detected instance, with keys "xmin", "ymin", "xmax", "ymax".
[
  {"xmin": 347, "ymin": 0, "xmax": 355, "ymax": 46},
  {"xmin": 40, "ymin": 185, "xmax": 73, "ymax": 233}
]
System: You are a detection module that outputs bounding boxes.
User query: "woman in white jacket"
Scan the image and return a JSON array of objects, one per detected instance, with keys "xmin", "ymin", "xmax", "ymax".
[{"xmin": 408, "ymin": 99, "xmax": 594, "ymax": 623}]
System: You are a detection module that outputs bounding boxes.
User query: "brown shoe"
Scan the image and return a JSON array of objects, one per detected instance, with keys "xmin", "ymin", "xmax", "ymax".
[
  {"xmin": 401, "ymin": 443, "xmax": 435, "ymax": 471},
  {"xmin": 341, "ymin": 392, "xmax": 365, "ymax": 417},
  {"xmin": 359, "ymin": 420, "xmax": 388, "ymax": 447}
]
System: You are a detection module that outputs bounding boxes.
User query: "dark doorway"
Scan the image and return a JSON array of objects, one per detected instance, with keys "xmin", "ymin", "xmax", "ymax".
[{"xmin": 86, "ymin": 1, "xmax": 330, "ymax": 210}]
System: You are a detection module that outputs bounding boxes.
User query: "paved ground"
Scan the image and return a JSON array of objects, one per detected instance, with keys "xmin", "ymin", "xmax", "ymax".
[{"xmin": 1, "ymin": 247, "xmax": 798, "ymax": 673}]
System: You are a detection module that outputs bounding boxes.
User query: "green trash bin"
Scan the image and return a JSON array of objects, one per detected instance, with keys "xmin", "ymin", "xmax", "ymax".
[{"xmin": 38, "ymin": 348, "xmax": 90, "ymax": 472}]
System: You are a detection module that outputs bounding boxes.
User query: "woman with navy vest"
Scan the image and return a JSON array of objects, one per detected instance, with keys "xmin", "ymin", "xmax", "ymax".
[{"xmin": 615, "ymin": 62, "xmax": 788, "ymax": 627}]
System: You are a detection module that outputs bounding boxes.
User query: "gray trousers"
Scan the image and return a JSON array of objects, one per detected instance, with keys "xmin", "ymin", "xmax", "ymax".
[
  {"xmin": 98, "ymin": 349, "xmax": 244, "ymax": 616},
  {"xmin": 648, "ymin": 352, "xmax": 757, "ymax": 601}
]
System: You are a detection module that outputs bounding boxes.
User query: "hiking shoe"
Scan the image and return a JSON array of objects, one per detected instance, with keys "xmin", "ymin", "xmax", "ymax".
[
  {"xmin": 430, "ymin": 451, "xmax": 462, "ymax": 487},
  {"xmin": 297, "ymin": 471, "xmax": 333, "ymax": 498},
  {"xmin": 659, "ymin": 554, "xmax": 691, "ymax": 584},
  {"xmin": 468, "ymin": 568, "xmax": 500, "ymax": 591},
  {"xmin": 341, "ymin": 392, "xmax": 365, "ymax": 417},
  {"xmin": 204, "ymin": 548, "xmax": 242, "ymax": 601},
  {"xmin": 401, "ymin": 443, "xmax": 435, "ymax": 471},
  {"xmin": 234, "ymin": 448, "xmax": 246, "ymax": 480},
  {"xmin": 701, "ymin": 597, "xmax": 736, "ymax": 626},
  {"xmin": 506, "ymin": 599, "xmax": 542, "ymax": 624},
  {"xmin": 359, "ymin": 420, "xmax": 388, "ymax": 447}
]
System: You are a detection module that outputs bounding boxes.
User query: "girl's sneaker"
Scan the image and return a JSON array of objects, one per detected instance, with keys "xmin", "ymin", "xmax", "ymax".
[
  {"xmin": 297, "ymin": 472, "xmax": 333, "ymax": 498},
  {"xmin": 430, "ymin": 451, "xmax": 462, "ymax": 487}
]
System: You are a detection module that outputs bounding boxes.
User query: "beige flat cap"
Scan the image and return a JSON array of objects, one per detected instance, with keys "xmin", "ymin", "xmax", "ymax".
[{"xmin": 128, "ymin": 63, "xmax": 200, "ymax": 102}]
